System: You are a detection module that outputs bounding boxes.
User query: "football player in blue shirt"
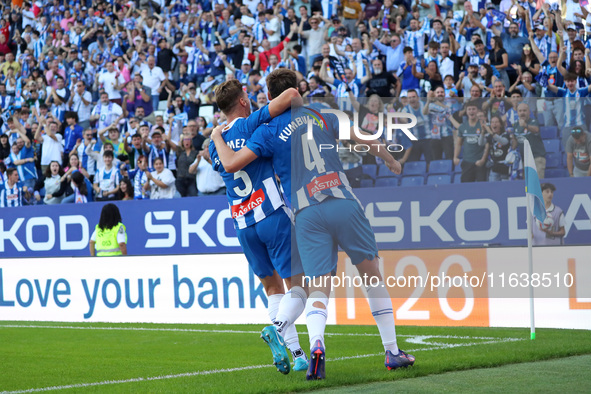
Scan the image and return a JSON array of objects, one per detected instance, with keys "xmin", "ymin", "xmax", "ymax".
[
  {"xmin": 211, "ymin": 69, "xmax": 415, "ymax": 381},
  {"xmin": 209, "ymin": 79, "xmax": 308, "ymax": 374}
]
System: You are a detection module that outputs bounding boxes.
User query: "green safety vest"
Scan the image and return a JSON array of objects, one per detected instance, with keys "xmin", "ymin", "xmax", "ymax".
[{"xmin": 95, "ymin": 223, "xmax": 127, "ymax": 257}]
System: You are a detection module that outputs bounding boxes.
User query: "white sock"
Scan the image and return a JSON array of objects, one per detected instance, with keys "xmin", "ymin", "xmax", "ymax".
[
  {"xmin": 284, "ymin": 324, "xmax": 306, "ymax": 360},
  {"xmin": 267, "ymin": 293, "xmax": 283, "ymax": 323},
  {"xmin": 274, "ymin": 286, "xmax": 307, "ymax": 359},
  {"xmin": 274, "ymin": 286, "xmax": 307, "ymax": 334},
  {"xmin": 366, "ymin": 282, "xmax": 398, "ymax": 355},
  {"xmin": 305, "ymin": 291, "xmax": 329, "ymax": 349}
]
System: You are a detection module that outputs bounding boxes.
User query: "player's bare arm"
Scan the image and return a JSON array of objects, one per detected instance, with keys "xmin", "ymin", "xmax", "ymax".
[
  {"xmin": 211, "ymin": 87, "xmax": 301, "ymax": 172},
  {"xmin": 350, "ymin": 130, "xmax": 402, "ymax": 175},
  {"xmin": 211, "ymin": 125, "xmax": 259, "ymax": 173},
  {"xmin": 268, "ymin": 87, "xmax": 302, "ymax": 117}
]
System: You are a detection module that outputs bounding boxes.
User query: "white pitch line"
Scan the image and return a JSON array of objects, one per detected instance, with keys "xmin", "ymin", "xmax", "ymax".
[
  {"xmin": 0, "ymin": 329, "xmax": 523, "ymax": 394},
  {"xmin": 0, "ymin": 325, "xmax": 515, "ymax": 341}
]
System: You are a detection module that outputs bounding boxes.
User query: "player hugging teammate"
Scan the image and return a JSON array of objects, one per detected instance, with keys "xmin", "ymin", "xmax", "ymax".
[{"xmin": 211, "ymin": 69, "xmax": 415, "ymax": 380}]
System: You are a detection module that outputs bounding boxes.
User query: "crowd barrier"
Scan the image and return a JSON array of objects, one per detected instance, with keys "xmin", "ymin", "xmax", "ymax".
[{"xmin": 0, "ymin": 177, "xmax": 590, "ymax": 258}]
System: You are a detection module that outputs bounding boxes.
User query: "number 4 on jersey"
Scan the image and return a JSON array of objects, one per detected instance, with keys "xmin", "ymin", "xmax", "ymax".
[{"xmin": 302, "ymin": 123, "xmax": 326, "ymax": 173}]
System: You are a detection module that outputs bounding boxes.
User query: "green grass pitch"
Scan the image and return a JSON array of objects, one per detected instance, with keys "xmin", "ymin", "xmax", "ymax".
[{"xmin": 1, "ymin": 322, "xmax": 590, "ymax": 393}]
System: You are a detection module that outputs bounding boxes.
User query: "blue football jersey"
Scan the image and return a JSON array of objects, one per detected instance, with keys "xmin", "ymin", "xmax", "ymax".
[
  {"xmin": 248, "ymin": 103, "xmax": 360, "ymax": 214},
  {"xmin": 210, "ymin": 106, "xmax": 285, "ymax": 229},
  {"xmin": 246, "ymin": 109, "xmax": 294, "ymax": 203}
]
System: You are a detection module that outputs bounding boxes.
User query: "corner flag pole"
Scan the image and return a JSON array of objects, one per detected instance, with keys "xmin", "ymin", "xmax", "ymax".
[
  {"xmin": 523, "ymin": 139, "xmax": 544, "ymax": 341},
  {"xmin": 525, "ymin": 193, "xmax": 535, "ymax": 340}
]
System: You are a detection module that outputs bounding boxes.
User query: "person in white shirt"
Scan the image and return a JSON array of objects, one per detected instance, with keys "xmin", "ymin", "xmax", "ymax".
[
  {"xmin": 264, "ymin": 9, "xmax": 281, "ymax": 48},
  {"xmin": 189, "ymin": 139, "xmax": 226, "ymax": 196},
  {"xmin": 141, "ymin": 56, "xmax": 166, "ymax": 112},
  {"xmin": 90, "ymin": 92, "xmax": 124, "ymax": 131},
  {"xmin": 96, "ymin": 61, "xmax": 125, "ymax": 103},
  {"xmin": 34, "ymin": 117, "xmax": 64, "ymax": 172},
  {"xmin": 68, "ymin": 80, "xmax": 93, "ymax": 129},
  {"xmin": 145, "ymin": 157, "xmax": 177, "ymax": 199}
]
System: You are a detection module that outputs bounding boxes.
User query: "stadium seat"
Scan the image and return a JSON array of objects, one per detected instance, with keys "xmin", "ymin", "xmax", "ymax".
[
  {"xmin": 377, "ymin": 165, "xmax": 394, "ymax": 177},
  {"xmin": 400, "ymin": 175, "xmax": 425, "ymax": 186},
  {"xmin": 362, "ymin": 164, "xmax": 377, "ymax": 179},
  {"xmin": 537, "ymin": 112, "xmax": 545, "ymax": 126},
  {"xmin": 360, "ymin": 179, "xmax": 374, "ymax": 188},
  {"xmin": 375, "ymin": 177, "xmax": 398, "ymax": 187},
  {"xmin": 540, "ymin": 126, "xmax": 558, "ymax": 140},
  {"xmin": 427, "ymin": 174, "xmax": 452, "ymax": 185},
  {"xmin": 428, "ymin": 160, "xmax": 453, "ymax": 174},
  {"xmin": 544, "ymin": 168, "xmax": 568, "ymax": 178},
  {"xmin": 453, "ymin": 173, "xmax": 462, "ymax": 183},
  {"xmin": 403, "ymin": 161, "xmax": 427, "ymax": 176},
  {"xmin": 545, "ymin": 152, "xmax": 561, "ymax": 169},
  {"xmin": 543, "ymin": 139, "xmax": 561, "ymax": 153}
]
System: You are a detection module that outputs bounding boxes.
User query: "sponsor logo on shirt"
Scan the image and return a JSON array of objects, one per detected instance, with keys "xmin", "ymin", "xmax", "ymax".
[
  {"xmin": 231, "ymin": 188, "xmax": 266, "ymax": 218},
  {"xmin": 307, "ymin": 173, "xmax": 342, "ymax": 197}
]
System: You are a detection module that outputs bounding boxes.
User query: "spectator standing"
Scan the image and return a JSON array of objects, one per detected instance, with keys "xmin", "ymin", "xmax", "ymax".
[
  {"xmin": 146, "ymin": 157, "xmax": 177, "ymax": 199},
  {"xmin": 91, "ymin": 92, "xmax": 124, "ymax": 131},
  {"xmin": 512, "ymin": 102, "xmax": 545, "ymax": 179},
  {"xmin": 175, "ymin": 134, "xmax": 198, "ymax": 197},
  {"xmin": 341, "ymin": 0, "xmax": 363, "ymax": 39},
  {"xmin": 480, "ymin": 115, "xmax": 516, "ymax": 181},
  {"xmin": 190, "ymin": 139, "xmax": 226, "ymax": 196},
  {"xmin": 63, "ymin": 113, "xmax": 84, "ymax": 163},
  {"xmin": 68, "ymin": 80, "xmax": 93, "ymax": 129},
  {"xmin": 453, "ymin": 103, "xmax": 489, "ymax": 182},
  {"xmin": 566, "ymin": 127, "xmax": 591, "ymax": 177},
  {"xmin": 96, "ymin": 61, "xmax": 125, "ymax": 104},
  {"xmin": 34, "ymin": 116, "xmax": 63, "ymax": 172},
  {"xmin": 141, "ymin": 56, "xmax": 167, "ymax": 111}
]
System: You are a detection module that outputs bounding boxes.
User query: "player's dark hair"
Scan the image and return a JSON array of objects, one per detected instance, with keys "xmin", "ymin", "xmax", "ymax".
[
  {"xmin": 403, "ymin": 46, "xmax": 413, "ymax": 54},
  {"xmin": 474, "ymin": 39, "xmax": 484, "ymax": 46},
  {"xmin": 98, "ymin": 203, "xmax": 122, "ymax": 230},
  {"xmin": 541, "ymin": 183, "xmax": 556, "ymax": 192},
  {"xmin": 293, "ymin": 44, "xmax": 302, "ymax": 53},
  {"xmin": 266, "ymin": 69, "xmax": 297, "ymax": 99},
  {"xmin": 215, "ymin": 79, "xmax": 245, "ymax": 113},
  {"xmin": 103, "ymin": 150, "xmax": 114, "ymax": 159}
]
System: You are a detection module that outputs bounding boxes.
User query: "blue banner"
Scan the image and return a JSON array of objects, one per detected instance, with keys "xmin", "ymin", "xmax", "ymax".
[{"xmin": 0, "ymin": 178, "xmax": 589, "ymax": 258}]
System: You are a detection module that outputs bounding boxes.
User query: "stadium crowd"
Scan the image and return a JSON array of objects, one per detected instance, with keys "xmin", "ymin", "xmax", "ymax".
[{"xmin": 1, "ymin": 0, "xmax": 590, "ymax": 207}]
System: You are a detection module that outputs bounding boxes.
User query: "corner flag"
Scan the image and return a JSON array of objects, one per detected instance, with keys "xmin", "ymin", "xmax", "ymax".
[
  {"xmin": 523, "ymin": 139, "xmax": 545, "ymax": 341},
  {"xmin": 523, "ymin": 139, "xmax": 546, "ymax": 224}
]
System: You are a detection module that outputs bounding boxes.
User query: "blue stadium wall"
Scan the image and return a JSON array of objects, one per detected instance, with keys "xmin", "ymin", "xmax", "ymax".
[{"xmin": 1, "ymin": 177, "xmax": 590, "ymax": 258}]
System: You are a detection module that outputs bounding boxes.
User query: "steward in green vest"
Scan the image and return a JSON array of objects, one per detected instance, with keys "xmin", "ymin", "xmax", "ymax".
[{"xmin": 89, "ymin": 203, "xmax": 128, "ymax": 256}]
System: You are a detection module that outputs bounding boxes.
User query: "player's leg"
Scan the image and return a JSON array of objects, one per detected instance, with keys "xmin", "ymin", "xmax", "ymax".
[
  {"xmin": 237, "ymin": 224, "xmax": 291, "ymax": 374},
  {"xmin": 258, "ymin": 208, "xmax": 308, "ymax": 369},
  {"xmin": 295, "ymin": 202, "xmax": 341, "ymax": 380},
  {"xmin": 334, "ymin": 198, "xmax": 415, "ymax": 370}
]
